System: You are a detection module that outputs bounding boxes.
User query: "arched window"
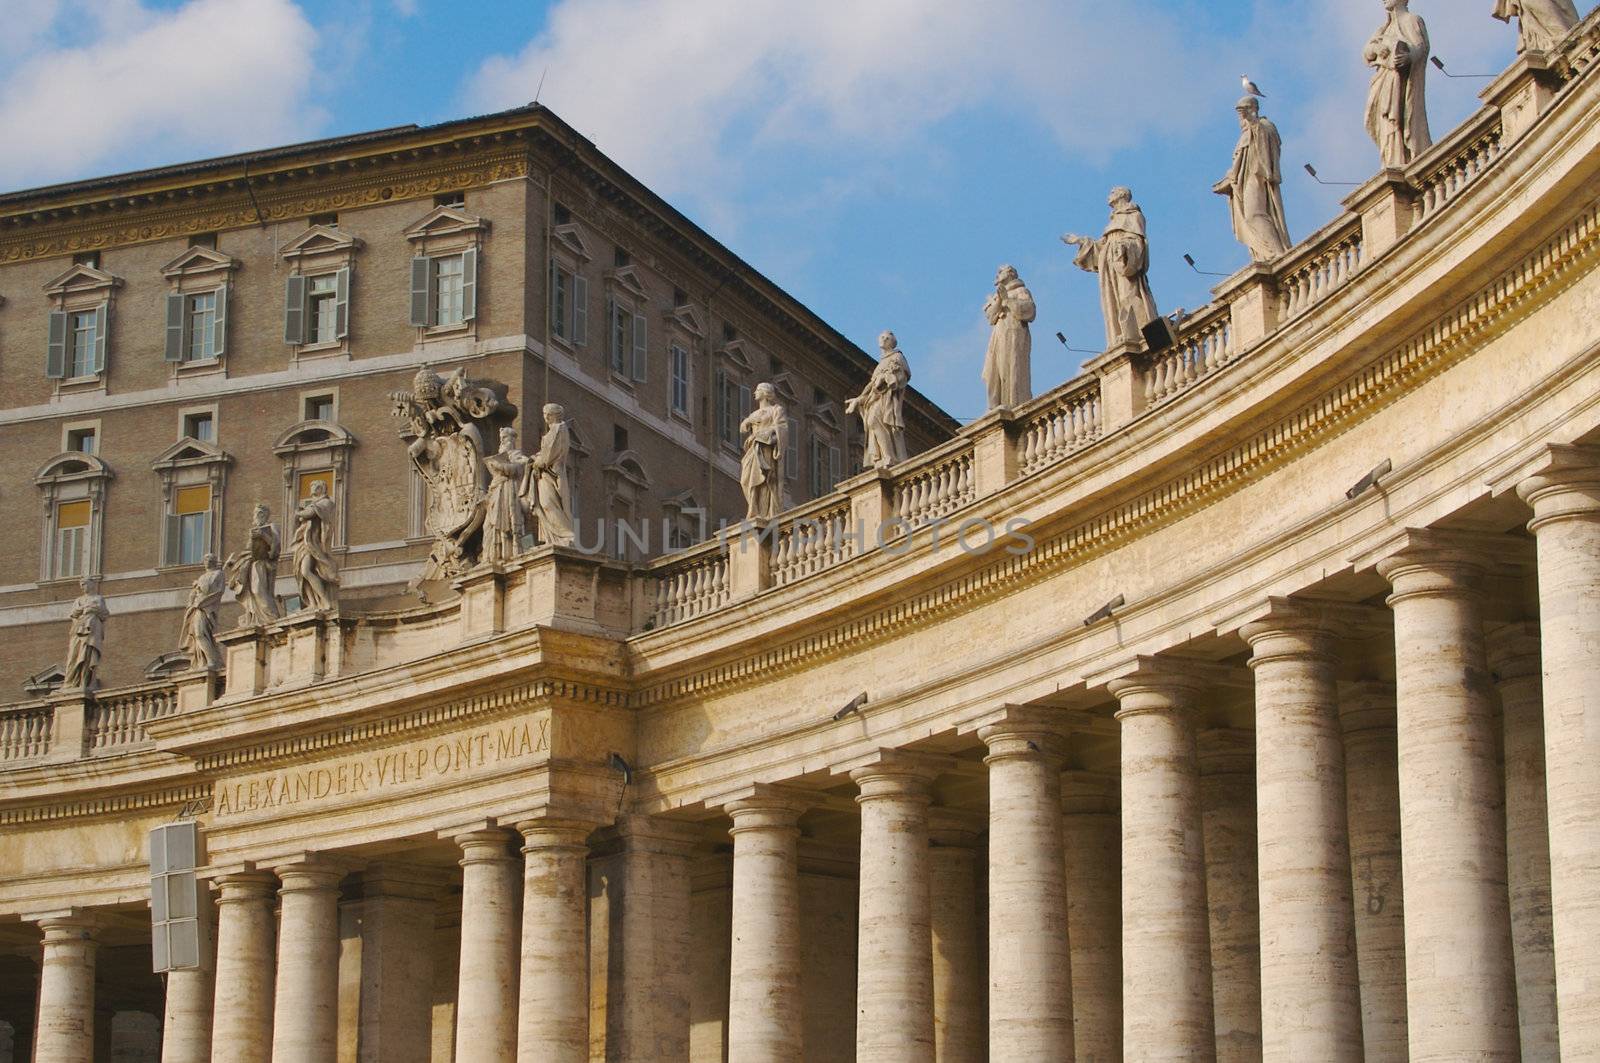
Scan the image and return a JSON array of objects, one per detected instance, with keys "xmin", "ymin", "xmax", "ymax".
[
  {"xmin": 34, "ymin": 452, "xmax": 113, "ymax": 582},
  {"xmin": 151, "ymin": 438, "xmax": 231, "ymax": 567},
  {"xmin": 273, "ymin": 420, "xmax": 356, "ymax": 550}
]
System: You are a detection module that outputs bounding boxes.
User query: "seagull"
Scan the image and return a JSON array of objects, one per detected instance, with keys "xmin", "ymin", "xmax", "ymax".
[{"xmin": 1241, "ymin": 74, "xmax": 1266, "ymax": 98}]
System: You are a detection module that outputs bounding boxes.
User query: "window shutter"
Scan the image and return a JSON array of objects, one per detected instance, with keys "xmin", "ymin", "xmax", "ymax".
[
  {"xmin": 739, "ymin": 384, "xmax": 752, "ymax": 421},
  {"xmin": 548, "ymin": 262, "xmax": 563, "ymax": 339},
  {"xmin": 830, "ymin": 445, "xmax": 841, "ymax": 490},
  {"xmin": 573, "ymin": 276, "xmax": 588, "ymax": 347},
  {"xmin": 334, "ymin": 268, "xmax": 350, "ymax": 339},
  {"xmin": 164, "ymin": 513, "xmax": 181, "ymax": 566},
  {"xmin": 409, "ymin": 257, "xmax": 432, "ymax": 327},
  {"xmin": 92, "ymin": 303, "xmax": 108, "ymax": 374},
  {"xmin": 46, "ymin": 310, "xmax": 67, "ymax": 378},
  {"xmin": 284, "ymin": 275, "xmax": 306, "ymax": 344},
  {"xmin": 211, "ymin": 286, "xmax": 228, "ymax": 359},
  {"xmin": 461, "ymin": 248, "xmax": 478, "ymax": 322},
  {"xmin": 164, "ymin": 294, "xmax": 185, "ymax": 362},
  {"xmin": 606, "ymin": 297, "xmax": 619, "ymax": 372},
  {"xmin": 632, "ymin": 311, "xmax": 647, "ymax": 381}
]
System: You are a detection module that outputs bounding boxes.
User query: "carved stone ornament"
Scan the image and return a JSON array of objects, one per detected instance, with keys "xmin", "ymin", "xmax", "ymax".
[
  {"xmin": 179, "ymin": 554, "xmax": 225, "ymax": 671},
  {"xmin": 224, "ymin": 504, "xmax": 282, "ymax": 627},
  {"xmin": 1364, "ymin": 0, "xmax": 1433, "ymax": 168},
  {"xmin": 63, "ymin": 575, "xmax": 108, "ymax": 692},
  {"xmin": 292, "ymin": 479, "xmax": 341, "ymax": 613},
  {"xmin": 739, "ymin": 383, "xmax": 790, "ymax": 521},
  {"xmin": 849, "ymin": 331, "xmax": 912, "ymax": 467}
]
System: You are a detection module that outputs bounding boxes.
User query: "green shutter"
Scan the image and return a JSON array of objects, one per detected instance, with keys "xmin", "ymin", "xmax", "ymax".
[
  {"xmin": 211, "ymin": 286, "xmax": 227, "ymax": 359},
  {"xmin": 606, "ymin": 297, "xmax": 619, "ymax": 372},
  {"xmin": 284, "ymin": 275, "xmax": 305, "ymax": 344},
  {"xmin": 334, "ymin": 268, "xmax": 350, "ymax": 339},
  {"xmin": 461, "ymin": 248, "xmax": 478, "ymax": 322},
  {"xmin": 46, "ymin": 310, "xmax": 67, "ymax": 378},
  {"xmin": 632, "ymin": 311, "xmax": 647, "ymax": 381},
  {"xmin": 164, "ymin": 513, "xmax": 181, "ymax": 566},
  {"xmin": 164, "ymin": 294, "xmax": 185, "ymax": 361},
  {"xmin": 409, "ymin": 257, "xmax": 432, "ymax": 327},
  {"xmin": 573, "ymin": 276, "xmax": 588, "ymax": 346},
  {"xmin": 549, "ymin": 262, "xmax": 563, "ymax": 339},
  {"xmin": 92, "ymin": 303, "xmax": 108, "ymax": 374}
]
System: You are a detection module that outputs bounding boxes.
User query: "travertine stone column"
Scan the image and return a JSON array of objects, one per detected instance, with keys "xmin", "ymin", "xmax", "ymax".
[
  {"xmin": 1196, "ymin": 729, "xmax": 1260, "ymax": 1063},
  {"xmin": 357, "ymin": 865, "xmax": 442, "ymax": 1063},
  {"xmin": 852, "ymin": 757, "xmax": 936, "ymax": 1063},
  {"xmin": 1060, "ymin": 773, "xmax": 1120, "ymax": 1063},
  {"xmin": 1242, "ymin": 608, "xmax": 1361, "ymax": 1061},
  {"xmin": 211, "ymin": 872, "xmax": 277, "ymax": 1063},
  {"xmin": 1377, "ymin": 539, "xmax": 1519, "ymax": 1061},
  {"xmin": 1107, "ymin": 665, "xmax": 1214, "ymax": 1061},
  {"xmin": 1337, "ymin": 682, "xmax": 1408, "ymax": 1063},
  {"xmin": 515, "ymin": 820, "xmax": 594, "ymax": 1063},
  {"xmin": 452, "ymin": 830, "xmax": 520, "ymax": 1063},
  {"xmin": 929, "ymin": 820, "xmax": 984, "ymax": 1063},
  {"xmin": 723, "ymin": 793, "xmax": 807, "ymax": 1063},
  {"xmin": 110, "ymin": 1011, "xmax": 161, "ymax": 1061},
  {"xmin": 31, "ymin": 912, "xmax": 98, "ymax": 1063},
  {"xmin": 162, "ymin": 884, "xmax": 216, "ymax": 1063},
  {"xmin": 978, "ymin": 710, "xmax": 1074, "ymax": 1063},
  {"xmin": 1487, "ymin": 621, "xmax": 1559, "ymax": 1062},
  {"xmin": 1518, "ymin": 448, "xmax": 1600, "ymax": 1059},
  {"xmin": 271, "ymin": 862, "xmax": 344, "ymax": 1063}
]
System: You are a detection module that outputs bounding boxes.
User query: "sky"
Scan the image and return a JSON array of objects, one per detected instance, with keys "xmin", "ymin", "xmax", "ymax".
[{"xmin": 0, "ymin": 0, "xmax": 1527, "ymax": 421}]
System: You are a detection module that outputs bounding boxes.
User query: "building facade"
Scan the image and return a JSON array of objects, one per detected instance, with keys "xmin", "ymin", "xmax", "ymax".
[{"xmin": 4, "ymin": 15, "xmax": 1600, "ymax": 1063}]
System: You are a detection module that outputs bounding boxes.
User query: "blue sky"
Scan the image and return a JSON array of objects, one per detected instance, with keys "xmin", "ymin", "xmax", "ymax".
[{"xmin": 0, "ymin": 0, "xmax": 1525, "ymax": 421}]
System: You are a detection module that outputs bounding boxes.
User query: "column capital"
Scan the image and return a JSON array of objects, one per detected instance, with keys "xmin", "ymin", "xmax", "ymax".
[
  {"xmin": 269, "ymin": 857, "xmax": 346, "ymax": 893},
  {"xmin": 1060, "ymin": 769, "xmax": 1118, "ymax": 815},
  {"xmin": 1337, "ymin": 679, "xmax": 1396, "ymax": 734},
  {"xmin": 972, "ymin": 704, "xmax": 1072, "ymax": 762},
  {"xmin": 26, "ymin": 909, "xmax": 100, "ymax": 937},
  {"xmin": 1355, "ymin": 527, "xmax": 1513, "ymax": 591},
  {"xmin": 928, "ymin": 808, "xmax": 985, "ymax": 846},
  {"xmin": 1485, "ymin": 620, "xmax": 1541, "ymax": 682},
  {"xmin": 1498, "ymin": 444, "xmax": 1600, "ymax": 529},
  {"xmin": 842, "ymin": 748, "xmax": 947, "ymax": 802},
  {"xmin": 514, "ymin": 817, "xmax": 596, "ymax": 853},
  {"xmin": 211, "ymin": 870, "xmax": 278, "ymax": 902},
  {"xmin": 1196, "ymin": 727, "xmax": 1254, "ymax": 775},
  {"xmin": 450, "ymin": 828, "xmax": 518, "ymax": 866},
  {"xmin": 720, "ymin": 783, "xmax": 814, "ymax": 831},
  {"xmin": 1216, "ymin": 595, "xmax": 1385, "ymax": 645},
  {"xmin": 1098, "ymin": 656, "xmax": 1205, "ymax": 718}
]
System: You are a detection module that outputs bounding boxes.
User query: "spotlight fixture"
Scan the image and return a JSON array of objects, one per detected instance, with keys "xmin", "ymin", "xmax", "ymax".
[
  {"xmin": 1083, "ymin": 594, "xmax": 1126, "ymax": 627},
  {"xmin": 832, "ymin": 691, "xmax": 869, "ymax": 722},
  {"xmin": 608, "ymin": 752, "xmax": 633, "ymax": 785},
  {"xmin": 1055, "ymin": 331, "xmax": 1099, "ymax": 355},
  {"xmin": 1431, "ymin": 56, "xmax": 1495, "ymax": 78},
  {"xmin": 1183, "ymin": 253, "xmax": 1229, "ymax": 278},
  {"xmin": 1304, "ymin": 163, "xmax": 1361, "ymax": 187},
  {"xmin": 1345, "ymin": 459, "xmax": 1393, "ymax": 500}
]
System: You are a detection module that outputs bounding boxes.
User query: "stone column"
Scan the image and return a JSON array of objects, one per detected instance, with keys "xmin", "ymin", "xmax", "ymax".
[
  {"xmin": 1107, "ymin": 664, "xmax": 1214, "ymax": 1061},
  {"xmin": 110, "ymin": 1012, "xmax": 161, "ymax": 1061},
  {"xmin": 270, "ymin": 861, "xmax": 344, "ymax": 1063},
  {"xmin": 852, "ymin": 757, "xmax": 936, "ymax": 1063},
  {"xmin": 1518, "ymin": 449, "xmax": 1600, "ymax": 1058},
  {"xmin": 1488, "ymin": 621, "xmax": 1560, "ymax": 1061},
  {"xmin": 31, "ymin": 912, "xmax": 98, "ymax": 1063},
  {"xmin": 515, "ymin": 820, "xmax": 594, "ymax": 1063},
  {"xmin": 162, "ymin": 884, "xmax": 216, "ymax": 1063},
  {"xmin": 452, "ymin": 830, "xmax": 520, "ymax": 1063},
  {"xmin": 1336, "ymin": 682, "xmax": 1408, "ymax": 1063},
  {"xmin": 1377, "ymin": 538, "xmax": 1519, "ymax": 1060},
  {"xmin": 1196, "ymin": 729, "xmax": 1260, "ymax": 1063},
  {"xmin": 723, "ymin": 793, "xmax": 807, "ymax": 1063},
  {"xmin": 357, "ymin": 866, "xmax": 442, "ymax": 1063},
  {"xmin": 978, "ymin": 710, "xmax": 1074, "ymax": 1063},
  {"xmin": 929, "ymin": 821, "xmax": 984, "ymax": 1063},
  {"xmin": 1243, "ymin": 607, "xmax": 1362, "ymax": 1061},
  {"xmin": 211, "ymin": 872, "xmax": 277, "ymax": 1063},
  {"xmin": 1060, "ymin": 773, "xmax": 1120, "ymax": 1063}
]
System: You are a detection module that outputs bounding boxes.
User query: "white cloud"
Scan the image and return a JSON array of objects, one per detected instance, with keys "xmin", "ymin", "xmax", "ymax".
[{"xmin": 0, "ymin": 0, "xmax": 327, "ymax": 191}]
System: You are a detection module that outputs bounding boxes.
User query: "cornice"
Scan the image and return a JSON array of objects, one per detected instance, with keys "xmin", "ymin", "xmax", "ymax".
[{"xmin": 0, "ymin": 780, "xmax": 209, "ymax": 827}]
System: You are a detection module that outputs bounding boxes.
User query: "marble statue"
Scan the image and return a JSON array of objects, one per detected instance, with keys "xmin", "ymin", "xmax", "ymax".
[
  {"xmin": 180, "ymin": 554, "xmax": 225, "ymax": 671},
  {"xmin": 739, "ymin": 383, "xmax": 790, "ymax": 521},
  {"xmin": 481, "ymin": 426, "xmax": 530, "ymax": 565},
  {"xmin": 392, "ymin": 364, "xmax": 517, "ymax": 594},
  {"xmin": 63, "ymin": 575, "xmax": 108, "ymax": 692},
  {"xmin": 981, "ymin": 266, "xmax": 1036, "ymax": 410},
  {"xmin": 525, "ymin": 404, "xmax": 577, "ymax": 548},
  {"xmin": 1217, "ymin": 96, "xmax": 1292, "ymax": 262},
  {"xmin": 1494, "ymin": 0, "xmax": 1580, "ymax": 52},
  {"xmin": 1064, "ymin": 188, "xmax": 1161, "ymax": 349},
  {"xmin": 291, "ymin": 480, "xmax": 340, "ymax": 612},
  {"xmin": 224, "ymin": 504, "xmax": 281, "ymax": 627},
  {"xmin": 1364, "ymin": 0, "xmax": 1433, "ymax": 168},
  {"xmin": 847, "ymin": 331, "xmax": 911, "ymax": 468}
]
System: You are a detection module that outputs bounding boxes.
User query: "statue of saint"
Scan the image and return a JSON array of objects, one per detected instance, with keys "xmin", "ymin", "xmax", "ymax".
[
  {"xmin": 180, "ymin": 554, "xmax": 225, "ymax": 672},
  {"xmin": 1064, "ymin": 188, "xmax": 1162, "ymax": 349},
  {"xmin": 481, "ymin": 427, "xmax": 530, "ymax": 565},
  {"xmin": 1364, "ymin": 0, "xmax": 1433, "ymax": 168},
  {"xmin": 291, "ymin": 480, "xmax": 340, "ymax": 612},
  {"xmin": 847, "ymin": 331, "xmax": 911, "ymax": 468},
  {"xmin": 981, "ymin": 266, "xmax": 1036, "ymax": 410},
  {"xmin": 224, "ymin": 504, "xmax": 281, "ymax": 627},
  {"xmin": 1216, "ymin": 96, "xmax": 1291, "ymax": 262},
  {"xmin": 739, "ymin": 383, "xmax": 789, "ymax": 521},
  {"xmin": 1494, "ymin": 0, "xmax": 1580, "ymax": 53},
  {"xmin": 526, "ymin": 404, "xmax": 577, "ymax": 548},
  {"xmin": 63, "ymin": 575, "xmax": 108, "ymax": 692}
]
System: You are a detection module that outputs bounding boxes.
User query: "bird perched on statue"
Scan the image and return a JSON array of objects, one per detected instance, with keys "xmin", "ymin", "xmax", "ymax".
[{"xmin": 1241, "ymin": 74, "xmax": 1266, "ymax": 97}]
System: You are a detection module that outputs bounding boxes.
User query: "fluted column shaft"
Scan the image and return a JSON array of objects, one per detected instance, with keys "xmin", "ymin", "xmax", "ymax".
[
  {"xmin": 979, "ymin": 716, "xmax": 1074, "ymax": 1063},
  {"xmin": 1243, "ymin": 615, "xmax": 1361, "ymax": 1061},
  {"xmin": 211, "ymin": 873, "xmax": 276, "ymax": 1063},
  {"xmin": 1377, "ymin": 545, "xmax": 1519, "ymax": 1061},
  {"xmin": 270, "ymin": 864, "xmax": 343, "ymax": 1063},
  {"xmin": 724, "ymin": 797, "xmax": 805, "ymax": 1063},
  {"xmin": 853, "ymin": 763, "xmax": 936, "ymax": 1063},
  {"xmin": 1196, "ymin": 730, "xmax": 1259, "ymax": 1063},
  {"xmin": 516, "ymin": 821, "xmax": 592, "ymax": 1063},
  {"xmin": 32, "ymin": 914, "xmax": 98, "ymax": 1063},
  {"xmin": 1108, "ymin": 670, "xmax": 1214, "ymax": 1062},
  {"xmin": 929, "ymin": 826, "xmax": 984, "ymax": 1063},
  {"xmin": 1061, "ymin": 775, "xmax": 1120, "ymax": 1063},
  {"xmin": 1519, "ymin": 453, "xmax": 1600, "ymax": 1057},
  {"xmin": 453, "ymin": 830, "xmax": 520, "ymax": 1063},
  {"xmin": 163, "ymin": 885, "xmax": 216, "ymax": 1063}
]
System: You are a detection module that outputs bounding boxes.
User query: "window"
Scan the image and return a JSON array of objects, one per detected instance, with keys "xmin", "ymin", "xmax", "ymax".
[
  {"xmin": 670, "ymin": 345, "xmax": 690, "ymax": 417},
  {"xmin": 309, "ymin": 212, "xmax": 338, "ymax": 227},
  {"xmin": 787, "ymin": 424, "xmax": 799, "ymax": 481},
  {"xmin": 308, "ymin": 274, "xmax": 339, "ymax": 344},
  {"xmin": 613, "ymin": 425, "xmax": 629, "ymax": 453},
  {"xmin": 552, "ymin": 202, "xmax": 572, "ymax": 225},
  {"xmin": 165, "ymin": 485, "xmax": 212, "ymax": 566},
  {"xmin": 436, "ymin": 254, "xmax": 466, "ymax": 326},
  {"xmin": 190, "ymin": 233, "xmax": 217, "ymax": 250},
  {"xmin": 549, "ymin": 261, "xmax": 588, "ymax": 346},
  {"xmin": 298, "ymin": 470, "xmax": 334, "ymax": 501},
  {"xmin": 810, "ymin": 439, "xmax": 842, "ymax": 496},
  {"xmin": 614, "ymin": 246, "xmax": 631, "ymax": 268},
  {"xmin": 434, "ymin": 191, "xmax": 465, "ymax": 208},
  {"xmin": 66, "ymin": 428, "xmax": 96, "ymax": 454},
  {"xmin": 304, "ymin": 394, "xmax": 335, "ymax": 422},
  {"xmin": 69, "ymin": 309, "xmax": 99, "ymax": 378},
  {"xmin": 54, "ymin": 500, "xmax": 90, "ymax": 579},
  {"xmin": 409, "ymin": 251, "xmax": 477, "ymax": 328},
  {"xmin": 182, "ymin": 413, "xmax": 214, "ymax": 443},
  {"xmin": 73, "ymin": 252, "xmax": 100, "ymax": 269},
  {"xmin": 722, "ymin": 323, "xmax": 738, "ymax": 343},
  {"xmin": 813, "ymin": 386, "xmax": 828, "ymax": 405},
  {"xmin": 185, "ymin": 292, "xmax": 218, "ymax": 361},
  {"xmin": 284, "ymin": 269, "xmax": 350, "ymax": 347},
  {"xmin": 715, "ymin": 369, "xmax": 737, "ymax": 445},
  {"xmin": 607, "ymin": 297, "xmax": 647, "ymax": 381},
  {"xmin": 673, "ymin": 287, "xmax": 688, "ymax": 308}
]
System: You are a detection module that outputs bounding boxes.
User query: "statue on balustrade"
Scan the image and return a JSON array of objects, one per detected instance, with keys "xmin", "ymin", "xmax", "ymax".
[
  {"xmin": 481, "ymin": 426, "xmax": 530, "ymax": 565},
  {"xmin": 291, "ymin": 479, "xmax": 340, "ymax": 613},
  {"xmin": 1364, "ymin": 0, "xmax": 1433, "ymax": 168},
  {"xmin": 391, "ymin": 364, "xmax": 517, "ymax": 596},
  {"xmin": 981, "ymin": 266, "xmax": 1035, "ymax": 410},
  {"xmin": 1216, "ymin": 96, "xmax": 1291, "ymax": 263},
  {"xmin": 525, "ymin": 404, "xmax": 577, "ymax": 548},
  {"xmin": 224, "ymin": 504, "xmax": 282, "ymax": 627},
  {"xmin": 1064, "ymin": 187, "xmax": 1161, "ymax": 350},
  {"xmin": 63, "ymin": 575, "xmax": 108, "ymax": 692},
  {"xmin": 739, "ymin": 383, "xmax": 790, "ymax": 521},
  {"xmin": 848, "ymin": 330, "xmax": 911, "ymax": 468},
  {"xmin": 179, "ymin": 554, "xmax": 225, "ymax": 672},
  {"xmin": 1494, "ymin": 0, "xmax": 1580, "ymax": 53}
]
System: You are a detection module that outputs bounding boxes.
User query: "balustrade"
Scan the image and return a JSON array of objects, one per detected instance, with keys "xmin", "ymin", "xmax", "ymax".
[
  {"xmin": 0, "ymin": 704, "xmax": 52, "ymax": 762},
  {"xmin": 1281, "ymin": 224, "xmax": 1365, "ymax": 319},
  {"xmin": 892, "ymin": 450, "xmax": 975, "ymax": 531},
  {"xmin": 1145, "ymin": 311, "xmax": 1234, "ymax": 408},
  {"xmin": 86, "ymin": 686, "xmax": 177, "ymax": 752},
  {"xmin": 1018, "ymin": 382, "xmax": 1103, "ymax": 476},
  {"xmin": 649, "ymin": 547, "xmax": 731, "ymax": 628},
  {"xmin": 771, "ymin": 503, "xmax": 854, "ymax": 588},
  {"xmin": 1416, "ymin": 124, "xmax": 1504, "ymax": 224}
]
